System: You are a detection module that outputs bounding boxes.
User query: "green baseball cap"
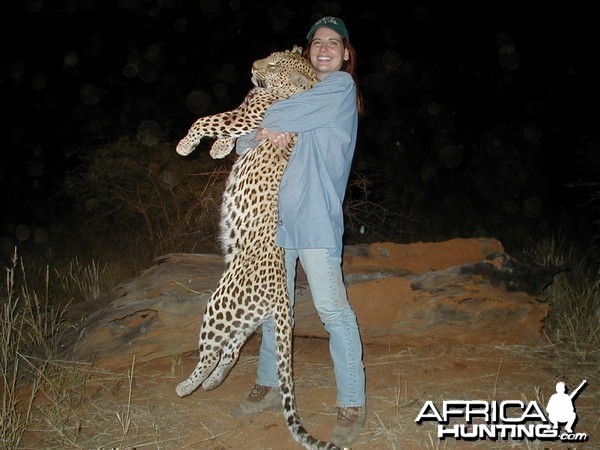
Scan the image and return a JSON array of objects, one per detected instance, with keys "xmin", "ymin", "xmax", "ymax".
[{"xmin": 306, "ymin": 16, "xmax": 349, "ymax": 42}]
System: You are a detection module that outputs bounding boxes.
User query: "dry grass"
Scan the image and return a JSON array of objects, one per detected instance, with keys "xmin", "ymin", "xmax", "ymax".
[
  {"xmin": 1, "ymin": 250, "xmax": 68, "ymax": 448},
  {"xmin": 523, "ymin": 235, "xmax": 600, "ymax": 360}
]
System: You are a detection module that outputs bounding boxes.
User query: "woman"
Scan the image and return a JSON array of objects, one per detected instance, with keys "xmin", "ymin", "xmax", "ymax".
[{"xmin": 232, "ymin": 16, "xmax": 365, "ymax": 447}]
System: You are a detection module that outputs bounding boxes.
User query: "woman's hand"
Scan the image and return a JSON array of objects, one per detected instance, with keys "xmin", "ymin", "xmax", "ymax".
[{"xmin": 260, "ymin": 127, "xmax": 293, "ymax": 148}]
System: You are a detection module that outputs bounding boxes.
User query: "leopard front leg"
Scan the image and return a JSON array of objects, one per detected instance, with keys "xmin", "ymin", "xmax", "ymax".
[
  {"xmin": 176, "ymin": 87, "xmax": 271, "ymax": 156},
  {"xmin": 176, "ymin": 116, "xmax": 206, "ymax": 156},
  {"xmin": 176, "ymin": 113, "xmax": 252, "ymax": 157}
]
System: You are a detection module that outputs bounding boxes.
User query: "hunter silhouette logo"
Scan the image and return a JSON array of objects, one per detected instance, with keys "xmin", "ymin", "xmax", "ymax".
[
  {"xmin": 546, "ymin": 380, "xmax": 586, "ymax": 434},
  {"xmin": 415, "ymin": 379, "xmax": 589, "ymax": 442}
]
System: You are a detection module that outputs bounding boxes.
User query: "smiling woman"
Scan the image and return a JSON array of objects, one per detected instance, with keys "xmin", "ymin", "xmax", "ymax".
[{"xmin": 308, "ymin": 27, "xmax": 348, "ymax": 80}]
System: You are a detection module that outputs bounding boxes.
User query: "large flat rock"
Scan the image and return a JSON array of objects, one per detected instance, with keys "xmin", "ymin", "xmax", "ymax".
[{"xmin": 61, "ymin": 238, "xmax": 552, "ymax": 369}]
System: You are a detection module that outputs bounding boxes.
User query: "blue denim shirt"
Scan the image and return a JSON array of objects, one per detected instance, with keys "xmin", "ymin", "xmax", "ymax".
[{"xmin": 236, "ymin": 71, "xmax": 358, "ymax": 256}]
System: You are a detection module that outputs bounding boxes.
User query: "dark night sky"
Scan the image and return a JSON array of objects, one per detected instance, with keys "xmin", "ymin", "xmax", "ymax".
[{"xmin": 1, "ymin": 0, "xmax": 598, "ymax": 251}]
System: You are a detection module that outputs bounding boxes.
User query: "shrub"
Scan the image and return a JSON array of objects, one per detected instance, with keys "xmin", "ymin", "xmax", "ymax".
[{"xmin": 63, "ymin": 138, "xmax": 230, "ymax": 255}]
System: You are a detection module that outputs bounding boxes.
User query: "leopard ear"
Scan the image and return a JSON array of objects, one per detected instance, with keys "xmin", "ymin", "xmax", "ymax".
[
  {"xmin": 291, "ymin": 45, "xmax": 303, "ymax": 55},
  {"xmin": 290, "ymin": 71, "xmax": 310, "ymax": 88}
]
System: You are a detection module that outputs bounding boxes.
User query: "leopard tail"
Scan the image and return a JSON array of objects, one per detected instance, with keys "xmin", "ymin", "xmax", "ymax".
[{"xmin": 275, "ymin": 308, "xmax": 340, "ymax": 450}]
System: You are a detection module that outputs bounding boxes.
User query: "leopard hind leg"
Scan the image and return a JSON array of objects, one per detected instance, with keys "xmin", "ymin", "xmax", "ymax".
[
  {"xmin": 175, "ymin": 342, "xmax": 221, "ymax": 397},
  {"xmin": 201, "ymin": 320, "xmax": 261, "ymax": 390},
  {"xmin": 176, "ymin": 277, "xmax": 235, "ymax": 396}
]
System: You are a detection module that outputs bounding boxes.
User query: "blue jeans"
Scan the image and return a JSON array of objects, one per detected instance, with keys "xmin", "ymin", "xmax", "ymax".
[{"xmin": 256, "ymin": 248, "xmax": 365, "ymax": 407}]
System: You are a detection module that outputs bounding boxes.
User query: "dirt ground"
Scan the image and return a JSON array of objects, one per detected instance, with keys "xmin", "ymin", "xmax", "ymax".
[{"xmin": 22, "ymin": 332, "xmax": 598, "ymax": 449}]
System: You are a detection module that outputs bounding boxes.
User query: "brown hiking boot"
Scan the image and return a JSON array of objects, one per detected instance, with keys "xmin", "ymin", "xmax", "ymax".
[
  {"xmin": 231, "ymin": 384, "xmax": 282, "ymax": 419},
  {"xmin": 330, "ymin": 406, "xmax": 366, "ymax": 447}
]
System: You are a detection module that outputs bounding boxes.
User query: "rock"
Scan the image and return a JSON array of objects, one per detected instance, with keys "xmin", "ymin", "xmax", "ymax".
[{"xmin": 60, "ymin": 238, "xmax": 552, "ymax": 369}]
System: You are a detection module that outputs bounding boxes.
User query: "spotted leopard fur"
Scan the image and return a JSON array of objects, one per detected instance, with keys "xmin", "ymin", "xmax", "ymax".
[{"xmin": 175, "ymin": 47, "xmax": 338, "ymax": 450}]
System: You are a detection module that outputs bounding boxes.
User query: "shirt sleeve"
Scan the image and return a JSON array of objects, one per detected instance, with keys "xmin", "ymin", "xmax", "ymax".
[
  {"xmin": 235, "ymin": 128, "xmax": 260, "ymax": 155},
  {"xmin": 261, "ymin": 72, "xmax": 355, "ymax": 133}
]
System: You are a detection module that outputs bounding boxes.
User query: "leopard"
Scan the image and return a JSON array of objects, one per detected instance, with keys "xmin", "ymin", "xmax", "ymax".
[{"xmin": 175, "ymin": 47, "xmax": 339, "ymax": 450}]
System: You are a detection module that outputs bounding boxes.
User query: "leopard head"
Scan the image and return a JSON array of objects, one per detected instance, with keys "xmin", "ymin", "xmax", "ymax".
[{"xmin": 251, "ymin": 46, "xmax": 319, "ymax": 97}]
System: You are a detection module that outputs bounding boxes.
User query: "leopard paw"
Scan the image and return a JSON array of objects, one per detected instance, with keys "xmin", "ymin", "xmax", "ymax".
[
  {"xmin": 176, "ymin": 136, "xmax": 201, "ymax": 156},
  {"xmin": 210, "ymin": 138, "xmax": 236, "ymax": 159}
]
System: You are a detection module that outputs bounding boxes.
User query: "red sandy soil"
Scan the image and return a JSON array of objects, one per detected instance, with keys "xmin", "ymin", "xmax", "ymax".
[{"xmin": 22, "ymin": 333, "xmax": 598, "ymax": 449}]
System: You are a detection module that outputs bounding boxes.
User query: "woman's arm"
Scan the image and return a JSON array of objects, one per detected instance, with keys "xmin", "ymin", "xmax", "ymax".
[
  {"xmin": 236, "ymin": 72, "xmax": 355, "ymax": 152},
  {"xmin": 261, "ymin": 72, "xmax": 355, "ymax": 133},
  {"xmin": 235, "ymin": 127, "xmax": 293, "ymax": 152}
]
